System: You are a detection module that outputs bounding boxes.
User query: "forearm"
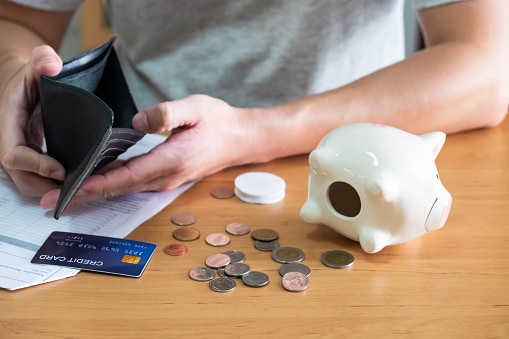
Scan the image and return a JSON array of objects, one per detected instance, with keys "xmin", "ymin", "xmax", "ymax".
[{"xmin": 248, "ymin": 42, "xmax": 509, "ymax": 163}]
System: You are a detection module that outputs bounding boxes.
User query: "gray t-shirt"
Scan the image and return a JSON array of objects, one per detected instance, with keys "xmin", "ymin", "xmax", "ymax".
[{"xmin": 10, "ymin": 0, "xmax": 461, "ymax": 109}]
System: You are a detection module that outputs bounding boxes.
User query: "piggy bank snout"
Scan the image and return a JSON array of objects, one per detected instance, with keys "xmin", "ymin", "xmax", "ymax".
[{"xmin": 425, "ymin": 191, "xmax": 452, "ymax": 232}]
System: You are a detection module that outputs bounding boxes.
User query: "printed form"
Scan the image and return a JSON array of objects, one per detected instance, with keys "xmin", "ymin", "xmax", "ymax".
[{"xmin": 0, "ymin": 134, "xmax": 194, "ymax": 290}]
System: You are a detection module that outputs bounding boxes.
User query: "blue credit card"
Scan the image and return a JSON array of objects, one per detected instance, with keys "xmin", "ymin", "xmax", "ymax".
[{"xmin": 31, "ymin": 232, "xmax": 156, "ymax": 277}]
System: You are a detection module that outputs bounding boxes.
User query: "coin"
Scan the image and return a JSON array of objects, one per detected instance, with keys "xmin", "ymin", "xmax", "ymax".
[
  {"xmin": 205, "ymin": 253, "xmax": 231, "ymax": 268},
  {"xmin": 209, "ymin": 277, "xmax": 236, "ymax": 292},
  {"xmin": 188, "ymin": 266, "xmax": 215, "ymax": 281},
  {"xmin": 211, "ymin": 187, "xmax": 235, "ymax": 199},
  {"xmin": 163, "ymin": 243, "xmax": 188, "ymax": 256},
  {"xmin": 251, "ymin": 228, "xmax": 279, "ymax": 241},
  {"xmin": 170, "ymin": 213, "xmax": 196, "ymax": 226},
  {"xmin": 271, "ymin": 246, "xmax": 305, "ymax": 264},
  {"xmin": 321, "ymin": 250, "xmax": 355, "ymax": 268},
  {"xmin": 222, "ymin": 250, "xmax": 246, "ymax": 263},
  {"xmin": 279, "ymin": 262, "xmax": 311, "ymax": 277},
  {"xmin": 173, "ymin": 227, "xmax": 200, "ymax": 241},
  {"xmin": 205, "ymin": 233, "xmax": 231, "ymax": 247},
  {"xmin": 242, "ymin": 271, "xmax": 269, "ymax": 287},
  {"xmin": 225, "ymin": 222, "xmax": 251, "ymax": 236},
  {"xmin": 254, "ymin": 239, "xmax": 280, "ymax": 252},
  {"xmin": 281, "ymin": 271, "xmax": 309, "ymax": 292},
  {"xmin": 224, "ymin": 263, "xmax": 251, "ymax": 278}
]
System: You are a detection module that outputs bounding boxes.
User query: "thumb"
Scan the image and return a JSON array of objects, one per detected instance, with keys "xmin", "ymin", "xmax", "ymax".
[{"xmin": 30, "ymin": 45, "xmax": 62, "ymax": 78}]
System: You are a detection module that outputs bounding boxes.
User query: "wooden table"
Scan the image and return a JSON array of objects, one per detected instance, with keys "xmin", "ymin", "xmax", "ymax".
[{"xmin": 2, "ymin": 118, "xmax": 509, "ymax": 338}]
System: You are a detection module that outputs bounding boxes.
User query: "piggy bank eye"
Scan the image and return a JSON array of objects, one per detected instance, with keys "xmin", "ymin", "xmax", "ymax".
[{"xmin": 328, "ymin": 181, "xmax": 361, "ymax": 217}]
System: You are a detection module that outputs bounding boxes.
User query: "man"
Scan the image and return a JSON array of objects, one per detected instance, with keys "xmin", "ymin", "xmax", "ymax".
[{"xmin": 0, "ymin": 0, "xmax": 508, "ymax": 211}]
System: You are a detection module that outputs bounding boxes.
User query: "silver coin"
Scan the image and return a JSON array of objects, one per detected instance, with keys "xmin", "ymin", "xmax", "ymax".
[
  {"xmin": 205, "ymin": 232, "xmax": 231, "ymax": 247},
  {"xmin": 225, "ymin": 222, "xmax": 251, "ymax": 236},
  {"xmin": 188, "ymin": 266, "xmax": 215, "ymax": 281},
  {"xmin": 321, "ymin": 250, "xmax": 355, "ymax": 268},
  {"xmin": 205, "ymin": 253, "xmax": 231, "ymax": 268},
  {"xmin": 222, "ymin": 250, "xmax": 246, "ymax": 263},
  {"xmin": 279, "ymin": 262, "xmax": 311, "ymax": 277},
  {"xmin": 254, "ymin": 239, "xmax": 280, "ymax": 252},
  {"xmin": 242, "ymin": 271, "xmax": 269, "ymax": 287},
  {"xmin": 281, "ymin": 271, "xmax": 309, "ymax": 292},
  {"xmin": 209, "ymin": 277, "xmax": 236, "ymax": 292},
  {"xmin": 217, "ymin": 267, "xmax": 226, "ymax": 277},
  {"xmin": 271, "ymin": 246, "xmax": 305, "ymax": 264},
  {"xmin": 224, "ymin": 263, "xmax": 251, "ymax": 278}
]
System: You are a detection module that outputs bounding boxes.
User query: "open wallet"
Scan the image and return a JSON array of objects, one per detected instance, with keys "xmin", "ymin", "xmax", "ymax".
[{"xmin": 40, "ymin": 38, "xmax": 145, "ymax": 219}]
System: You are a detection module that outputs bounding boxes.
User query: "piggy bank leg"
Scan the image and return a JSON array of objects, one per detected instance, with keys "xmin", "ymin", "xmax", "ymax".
[{"xmin": 359, "ymin": 227, "xmax": 390, "ymax": 253}]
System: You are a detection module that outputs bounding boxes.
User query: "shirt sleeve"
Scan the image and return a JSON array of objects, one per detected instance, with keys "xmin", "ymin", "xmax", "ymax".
[
  {"xmin": 6, "ymin": 0, "xmax": 83, "ymax": 11},
  {"xmin": 412, "ymin": 0, "xmax": 464, "ymax": 9}
]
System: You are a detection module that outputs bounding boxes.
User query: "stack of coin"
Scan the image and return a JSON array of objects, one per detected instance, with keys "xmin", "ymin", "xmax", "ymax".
[
  {"xmin": 234, "ymin": 171, "xmax": 286, "ymax": 204},
  {"xmin": 251, "ymin": 228, "xmax": 280, "ymax": 252},
  {"xmin": 189, "ymin": 249, "xmax": 270, "ymax": 292}
]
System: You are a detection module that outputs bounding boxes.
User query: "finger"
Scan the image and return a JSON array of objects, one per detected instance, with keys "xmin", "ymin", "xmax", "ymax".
[
  {"xmin": 2, "ymin": 145, "xmax": 65, "ymax": 180},
  {"xmin": 40, "ymin": 144, "xmax": 187, "ymax": 209},
  {"xmin": 30, "ymin": 45, "xmax": 62, "ymax": 78},
  {"xmin": 9, "ymin": 170, "xmax": 62, "ymax": 197},
  {"xmin": 132, "ymin": 94, "xmax": 221, "ymax": 133}
]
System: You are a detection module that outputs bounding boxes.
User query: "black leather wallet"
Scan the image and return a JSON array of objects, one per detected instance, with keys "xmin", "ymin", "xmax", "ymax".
[{"xmin": 40, "ymin": 38, "xmax": 145, "ymax": 219}]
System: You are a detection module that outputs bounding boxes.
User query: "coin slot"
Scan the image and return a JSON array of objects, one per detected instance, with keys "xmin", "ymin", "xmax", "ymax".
[{"xmin": 327, "ymin": 181, "xmax": 361, "ymax": 218}]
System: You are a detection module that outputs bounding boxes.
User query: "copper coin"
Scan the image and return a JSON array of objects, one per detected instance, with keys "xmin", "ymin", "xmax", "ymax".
[
  {"xmin": 205, "ymin": 233, "xmax": 231, "ymax": 247},
  {"xmin": 205, "ymin": 253, "xmax": 231, "ymax": 268},
  {"xmin": 211, "ymin": 187, "xmax": 235, "ymax": 199},
  {"xmin": 282, "ymin": 271, "xmax": 309, "ymax": 292},
  {"xmin": 251, "ymin": 228, "xmax": 279, "ymax": 241},
  {"xmin": 170, "ymin": 213, "xmax": 196, "ymax": 226},
  {"xmin": 173, "ymin": 227, "xmax": 200, "ymax": 241},
  {"xmin": 164, "ymin": 243, "xmax": 188, "ymax": 256},
  {"xmin": 225, "ymin": 222, "xmax": 251, "ymax": 236}
]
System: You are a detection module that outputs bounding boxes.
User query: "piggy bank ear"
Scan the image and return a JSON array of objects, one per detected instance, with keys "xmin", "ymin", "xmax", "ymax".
[{"xmin": 420, "ymin": 131, "xmax": 446, "ymax": 159}]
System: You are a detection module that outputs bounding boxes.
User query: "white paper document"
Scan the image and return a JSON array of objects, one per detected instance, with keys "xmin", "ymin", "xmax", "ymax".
[{"xmin": 0, "ymin": 134, "xmax": 193, "ymax": 291}]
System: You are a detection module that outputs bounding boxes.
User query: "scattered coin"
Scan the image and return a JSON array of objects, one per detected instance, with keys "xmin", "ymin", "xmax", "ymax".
[
  {"xmin": 217, "ymin": 267, "xmax": 226, "ymax": 277},
  {"xmin": 242, "ymin": 271, "xmax": 270, "ymax": 287},
  {"xmin": 222, "ymin": 250, "xmax": 246, "ymax": 263},
  {"xmin": 188, "ymin": 266, "xmax": 216, "ymax": 281},
  {"xmin": 163, "ymin": 243, "xmax": 188, "ymax": 256},
  {"xmin": 205, "ymin": 253, "xmax": 231, "ymax": 268},
  {"xmin": 254, "ymin": 239, "xmax": 280, "ymax": 252},
  {"xmin": 224, "ymin": 262, "xmax": 251, "ymax": 278},
  {"xmin": 173, "ymin": 227, "xmax": 200, "ymax": 241},
  {"xmin": 211, "ymin": 187, "xmax": 235, "ymax": 199},
  {"xmin": 279, "ymin": 262, "xmax": 311, "ymax": 277},
  {"xmin": 205, "ymin": 233, "xmax": 231, "ymax": 247},
  {"xmin": 281, "ymin": 271, "xmax": 309, "ymax": 292},
  {"xmin": 209, "ymin": 277, "xmax": 236, "ymax": 292},
  {"xmin": 251, "ymin": 228, "xmax": 279, "ymax": 242},
  {"xmin": 271, "ymin": 246, "xmax": 305, "ymax": 264},
  {"xmin": 225, "ymin": 222, "xmax": 251, "ymax": 236},
  {"xmin": 170, "ymin": 212, "xmax": 196, "ymax": 226},
  {"xmin": 321, "ymin": 250, "xmax": 355, "ymax": 268}
]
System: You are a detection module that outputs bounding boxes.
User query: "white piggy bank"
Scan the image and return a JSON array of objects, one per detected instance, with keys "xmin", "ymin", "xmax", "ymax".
[{"xmin": 300, "ymin": 123, "xmax": 452, "ymax": 253}]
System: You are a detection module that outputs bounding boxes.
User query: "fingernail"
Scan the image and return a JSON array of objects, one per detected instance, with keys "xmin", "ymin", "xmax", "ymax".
[
  {"xmin": 132, "ymin": 112, "xmax": 149, "ymax": 131},
  {"xmin": 50, "ymin": 169, "xmax": 65, "ymax": 180}
]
